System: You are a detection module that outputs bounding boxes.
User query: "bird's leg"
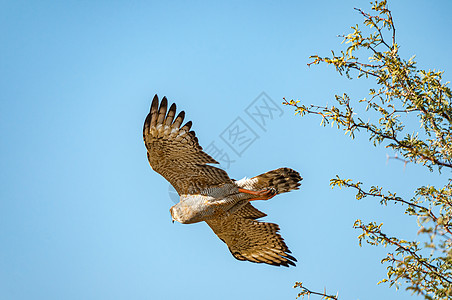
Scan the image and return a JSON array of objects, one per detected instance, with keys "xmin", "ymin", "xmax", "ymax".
[{"xmin": 238, "ymin": 188, "xmax": 277, "ymax": 201}]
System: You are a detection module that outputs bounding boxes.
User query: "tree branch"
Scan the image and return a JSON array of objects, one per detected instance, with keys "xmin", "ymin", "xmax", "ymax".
[{"xmin": 294, "ymin": 282, "xmax": 339, "ymax": 300}]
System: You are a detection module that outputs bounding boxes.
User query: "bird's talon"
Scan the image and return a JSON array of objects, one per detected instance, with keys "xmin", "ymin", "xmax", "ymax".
[{"xmin": 259, "ymin": 188, "xmax": 276, "ymax": 198}]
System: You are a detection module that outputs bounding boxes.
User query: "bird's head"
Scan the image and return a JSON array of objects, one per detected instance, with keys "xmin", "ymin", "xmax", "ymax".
[
  {"xmin": 169, "ymin": 206, "xmax": 178, "ymax": 223},
  {"xmin": 170, "ymin": 200, "xmax": 203, "ymax": 224},
  {"xmin": 170, "ymin": 204, "xmax": 191, "ymax": 224}
]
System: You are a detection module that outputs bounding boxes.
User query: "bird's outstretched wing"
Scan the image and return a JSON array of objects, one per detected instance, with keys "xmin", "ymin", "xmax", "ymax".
[
  {"xmin": 206, "ymin": 203, "xmax": 296, "ymax": 267},
  {"xmin": 143, "ymin": 95, "xmax": 232, "ymax": 195}
]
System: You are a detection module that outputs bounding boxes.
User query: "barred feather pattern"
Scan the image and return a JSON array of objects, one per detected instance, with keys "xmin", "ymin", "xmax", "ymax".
[
  {"xmin": 143, "ymin": 95, "xmax": 232, "ymax": 195},
  {"xmin": 235, "ymin": 167, "xmax": 302, "ymax": 194},
  {"xmin": 144, "ymin": 95, "xmax": 302, "ymax": 267},
  {"xmin": 206, "ymin": 214, "xmax": 297, "ymax": 267}
]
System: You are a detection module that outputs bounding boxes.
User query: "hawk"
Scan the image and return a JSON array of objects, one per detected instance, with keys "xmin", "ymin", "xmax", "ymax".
[{"xmin": 143, "ymin": 95, "xmax": 302, "ymax": 267}]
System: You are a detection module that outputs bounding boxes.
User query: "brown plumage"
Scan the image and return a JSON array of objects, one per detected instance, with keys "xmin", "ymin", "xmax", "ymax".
[
  {"xmin": 143, "ymin": 95, "xmax": 302, "ymax": 267},
  {"xmin": 143, "ymin": 95, "xmax": 231, "ymax": 195}
]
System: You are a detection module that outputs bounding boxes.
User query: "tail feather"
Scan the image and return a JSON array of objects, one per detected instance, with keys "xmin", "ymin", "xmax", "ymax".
[{"xmin": 235, "ymin": 167, "xmax": 302, "ymax": 194}]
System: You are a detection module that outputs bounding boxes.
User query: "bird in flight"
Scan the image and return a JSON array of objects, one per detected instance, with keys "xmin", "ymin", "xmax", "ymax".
[{"xmin": 143, "ymin": 95, "xmax": 302, "ymax": 267}]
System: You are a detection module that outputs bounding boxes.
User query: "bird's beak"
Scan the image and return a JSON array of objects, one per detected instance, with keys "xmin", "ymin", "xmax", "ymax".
[{"xmin": 172, "ymin": 219, "xmax": 175, "ymax": 224}]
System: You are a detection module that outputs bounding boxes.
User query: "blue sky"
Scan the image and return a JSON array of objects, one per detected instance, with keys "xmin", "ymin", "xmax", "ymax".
[{"xmin": 1, "ymin": 1, "xmax": 451, "ymax": 299}]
